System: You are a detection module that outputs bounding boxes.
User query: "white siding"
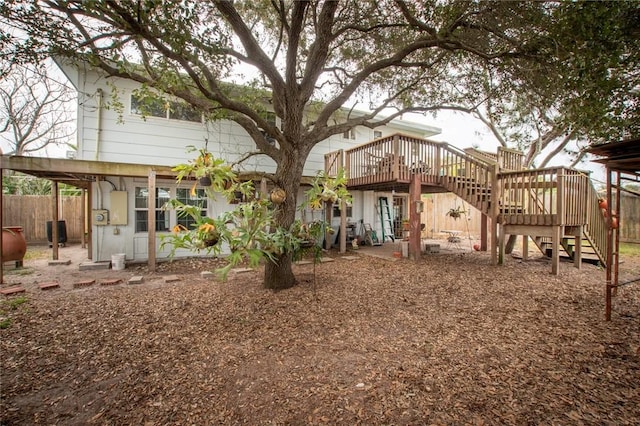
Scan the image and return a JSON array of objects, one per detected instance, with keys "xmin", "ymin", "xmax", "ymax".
[
  {"xmin": 59, "ymin": 62, "xmax": 441, "ymax": 261},
  {"xmin": 66, "ymin": 64, "xmax": 437, "ymax": 177}
]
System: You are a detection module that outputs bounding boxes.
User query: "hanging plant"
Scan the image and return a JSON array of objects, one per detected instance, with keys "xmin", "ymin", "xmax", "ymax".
[
  {"xmin": 303, "ymin": 169, "xmax": 352, "ymax": 210},
  {"xmin": 270, "ymin": 187, "xmax": 286, "ymax": 204},
  {"xmin": 172, "ymin": 145, "xmax": 237, "ymax": 197},
  {"xmin": 446, "ymin": 206, "xmax": 466, "ymax": 220},
  {"xmin": 199, "ymin": 176, "xmax": 212, "ymax": 187}
]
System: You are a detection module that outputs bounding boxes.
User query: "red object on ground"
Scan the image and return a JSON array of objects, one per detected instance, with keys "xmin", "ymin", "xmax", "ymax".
[{"xmin": 473, "ymin": 244, "xmax": 480, "ymax": 251}]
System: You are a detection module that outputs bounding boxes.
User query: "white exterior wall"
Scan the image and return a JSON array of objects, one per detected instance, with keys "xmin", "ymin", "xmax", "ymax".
[{"xmin": 61, "ymin": 63, "xmax": 441, "ymax": 261}]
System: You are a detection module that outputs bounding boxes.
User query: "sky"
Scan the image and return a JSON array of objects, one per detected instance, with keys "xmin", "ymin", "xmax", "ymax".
[{"xmin": 423, "ymin": 110, "xmax": 607, "ymax": 184}]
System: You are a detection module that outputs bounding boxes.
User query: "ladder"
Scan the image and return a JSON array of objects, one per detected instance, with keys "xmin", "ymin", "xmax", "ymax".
[{"xmin": 378, "ymin": 197, "xmax": 395, "ymax": 242}]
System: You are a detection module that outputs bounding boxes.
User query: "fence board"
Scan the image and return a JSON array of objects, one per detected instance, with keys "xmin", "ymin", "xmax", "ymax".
[{"xmin": 2, "ymin": 195, "xmax": 84, "ymax": 244}]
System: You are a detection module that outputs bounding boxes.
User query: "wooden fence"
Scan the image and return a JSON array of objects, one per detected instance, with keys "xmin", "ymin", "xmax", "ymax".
[
  {"xmin": 3, "ymin": 191, "xmax": 638, "ymax": 245},
  {"xmin": 620, "ymin": 193, "xmax": 640, "ymax": 243},
  {"xmin": 2, "ymin": 195, "xmax": 85, "ymax": 244}
]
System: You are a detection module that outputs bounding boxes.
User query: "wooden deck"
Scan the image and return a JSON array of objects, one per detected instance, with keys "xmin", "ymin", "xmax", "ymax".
[{"xmin": 325, "ymin": 133, "xmax": 607, "ymax": 269}]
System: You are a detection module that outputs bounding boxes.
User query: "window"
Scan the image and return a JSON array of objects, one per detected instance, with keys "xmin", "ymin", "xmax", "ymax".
[
  {"xmin": 131, "ymin": 94, "xmax": 202, "ymax": 123},
  {"xmin": 374, "ymin": 130, "xmax": 382, "ymax": 139},
  {"xmin": 134, "ymin": 187, "xmax": 171, "ymax": 232},
  {"xmin": 176, "ymin": 188, "xmax": 207, "ymax": 229},
  {"xmin": 131, "ymin": 95, "xmax": 166, "ymax": 118},
  {"xmin": 333, "ymin": 205, "xmax": 353, "ymax": 217},
  {"xmin": 343, "ymin": 129, "xmax": 356, "ymax": 139}
]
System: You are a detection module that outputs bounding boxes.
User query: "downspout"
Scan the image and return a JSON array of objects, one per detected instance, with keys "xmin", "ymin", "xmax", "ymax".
[{"xmin": 94, "ymin": 88, "xmax": 103, "ymax": 161}]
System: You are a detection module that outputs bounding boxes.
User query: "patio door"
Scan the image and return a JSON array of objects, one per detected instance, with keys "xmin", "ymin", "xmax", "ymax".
[{"xmin": 392, "ymin": 195, "xmax": 407, "ymax": 239}]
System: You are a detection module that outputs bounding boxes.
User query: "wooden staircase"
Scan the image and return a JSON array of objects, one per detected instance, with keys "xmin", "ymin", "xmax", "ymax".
[{"xmin": 325, "ymin": 134, "xmax": 607, "ymax": 268}]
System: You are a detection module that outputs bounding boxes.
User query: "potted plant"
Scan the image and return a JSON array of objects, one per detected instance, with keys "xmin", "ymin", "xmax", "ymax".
[
  {"xmin": 446, "ymin": 206, "xmax": 466, "ymax": 220},
  {"xmin": 172, "ymin": 145, "xmax": 237, "ymax": 196},
  {"xmin": 401, "ymin": 218, "xmax": 410, "ymax": 231}
]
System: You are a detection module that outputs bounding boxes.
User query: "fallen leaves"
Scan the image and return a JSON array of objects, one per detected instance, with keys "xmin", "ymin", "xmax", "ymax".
[{"xmin": 1, "ymin": 251, "xmax": 639, "ymax": 424}]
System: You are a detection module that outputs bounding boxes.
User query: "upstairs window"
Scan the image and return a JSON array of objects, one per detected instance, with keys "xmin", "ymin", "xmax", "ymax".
[
  {"xmin": 374, "ymin": 130, "xmax": 383, "ymax": 139},
  {"xmin": 131, "ymin": 94, "xmax": 202, "ymax": 123},
  {"xmin": 343, "ymin": 128, "xmax": 356, "ymax": 140}
]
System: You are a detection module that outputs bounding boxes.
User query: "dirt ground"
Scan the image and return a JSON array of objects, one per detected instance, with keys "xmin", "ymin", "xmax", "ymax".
[{"xmin": 1, "ymin": 242, "xmax": 639, "ymax": 425}]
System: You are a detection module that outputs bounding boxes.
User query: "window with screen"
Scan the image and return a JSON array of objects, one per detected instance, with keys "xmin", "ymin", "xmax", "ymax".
[
  {"xmin": 176, "ymin": 188, "xmax": 207, "ymax": 229},
  {"xmin": 134, "ymin": 187, "xmax": 171, "ymax": 232},
  {"xmin": 131, "ymin": 94, "xmax": 202, "ymax": 123}
]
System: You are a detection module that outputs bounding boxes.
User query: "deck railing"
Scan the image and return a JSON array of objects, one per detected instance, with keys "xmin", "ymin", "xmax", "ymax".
[
  {"xmin": 324, "ymin": 150, "xmax": 343, "ymax": 177},
  {"xmin": 497, "ymin": 167, "xmax": 590, "ymax": 226},
  {"xmin": 344, "ymin": 134, "xmax": 442, "ymax": 186},
  {"xmin": 497, "ymin": 147, "xmax": 525, "ymax": 171},
  {"xmin": 584, "ymin": 180, "xmax": 607, "ymax": 262},
  {"xmin": 438, "ymin": 144, "xmax": 494, "ymax": 211}
]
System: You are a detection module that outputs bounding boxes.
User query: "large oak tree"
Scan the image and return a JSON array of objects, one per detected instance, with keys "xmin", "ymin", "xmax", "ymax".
[{"xmin": 2, "ymin": 1, "xmax": 635, "ymax": 289}]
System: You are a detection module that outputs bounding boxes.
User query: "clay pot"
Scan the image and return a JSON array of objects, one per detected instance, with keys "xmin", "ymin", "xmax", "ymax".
[
  {"xmin": 611, "ymin": 216, "xmax": 619, "ymax": 229},
  {"xmin": 2, "ymin": 226, "xmax": 27, "ymax": 263},
  {"xmin": 598, "ymin": 198, "xmax": 608, "ymax": 210}
]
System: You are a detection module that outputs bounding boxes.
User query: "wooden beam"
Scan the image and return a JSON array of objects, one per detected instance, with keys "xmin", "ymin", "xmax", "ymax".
[
  {"xmin": 340, "ymin": 200, "xmax": 346, "ymax": 253},
  {"xmin": 551, "ymin": 225, "xmax": 560, "ymax": 275},
  {"xmin": 0, "ymin": 155, "xmax": 177, "ymax": 179},
  {"xmin": 490, "ymin": 164, "xmax": 500, "ymax": 265},
  {"xmin": 409, "ymin": 174, "xmax": 422, "ymax": 260},
  {"xmin": 573, "ymin": 226, "xmax": 582, "ymax": 270},
  {"xmin": 52, "ymin": 181, "xmax": 59, "ymax": 260},
  {"xmin": 81, "ymin": 189, "xmax": 86, "ymax": 249},
  {"xmin": 498, "ymin": 224, "xmax": 505, "ymax": 265},
  {"xmin": 480, "ymin": 213, "xmax": 488, "ymax": 251}
]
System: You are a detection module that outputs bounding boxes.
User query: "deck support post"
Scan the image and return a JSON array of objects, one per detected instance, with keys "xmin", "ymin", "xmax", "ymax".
[
  {"xmin": 490, "ymin": 164, "xmax": 500, "ymax": 265},
  {"xmin": 522, "ymin": 235, "xmax": 529, "ymax": 261},
  {"xmin": 551, "ymin": 225, "xmax": 560, "ymax": 275},
  {"xmin": 573, "ymin": 226, "xmax": 582, "ymax": 270},
  {"xmin": 339, "ymin": 200, "xmax": 347, "ymax": 253},
  {"xmin": 409, "ymin": 173, "xmax": 422, "ymax": 260},
  {"xmin": 498, "ymin": 224, "xmax": 505, "ymax": 265},
  {"xmin": 324, "ymin": 201, "xmax": 333, "ymax": 251},
  {"xmin": 480, "ymin": 213, "xmax": 488, "ymax": 251},
  {"xmin": 52, "ymin": 180, "xmax": 59, "ymax": 260}
]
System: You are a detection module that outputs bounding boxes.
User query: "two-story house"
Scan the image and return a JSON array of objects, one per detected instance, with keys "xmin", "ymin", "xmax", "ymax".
[{"xmin": 2, "ymin": 59, "xmax": 441, "ymax": 267}]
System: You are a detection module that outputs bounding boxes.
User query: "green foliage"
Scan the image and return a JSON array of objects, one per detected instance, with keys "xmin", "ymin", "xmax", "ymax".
[
  {"xmin": 2, "ymin": 174, "xmax": 51, "ymax": 195},
  {"xmin": 161, "ymin": 151, "xmax": 349, "ymax": 281},
  {"xmin": 171, "ymin": 146, "xmax": 239, "ymax": 200},
  {"xmin": 2, "ymin": 174, "xmax": 81, "ymax": 196},
  {"xmin": 619, "ymin": 242, "xmax": 640, "ymax": 257},
  {"xmin": 446, "ymin": 206, "xmax": 466, "ymax": 220},
  {"xmin": 303, "ymin": 169, "xmax": 352, "ymax": 211}
]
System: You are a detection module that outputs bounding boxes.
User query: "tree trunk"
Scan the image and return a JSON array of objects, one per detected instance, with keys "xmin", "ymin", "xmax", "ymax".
[{"xmin": 262, "ymin": 149, "xmax": 305, "ymax": 290}]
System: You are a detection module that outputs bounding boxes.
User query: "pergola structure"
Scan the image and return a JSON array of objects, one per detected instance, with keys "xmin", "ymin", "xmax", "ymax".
[
  {"xmin": 0, "ymin": 155, "xmax": 178, "ymax": 284},
  {"xmin": 0, "ymin": 155, "xmax": 299, "ymax": 284},
  {"xmin": 587, "ymin": 138, "xmax": 640, "ymax": 321}
]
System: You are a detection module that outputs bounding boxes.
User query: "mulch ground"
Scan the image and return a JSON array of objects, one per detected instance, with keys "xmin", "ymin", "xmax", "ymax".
[{"xmin": 1, "ymin": 250, "xmax": 639, "ymax": 425}]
